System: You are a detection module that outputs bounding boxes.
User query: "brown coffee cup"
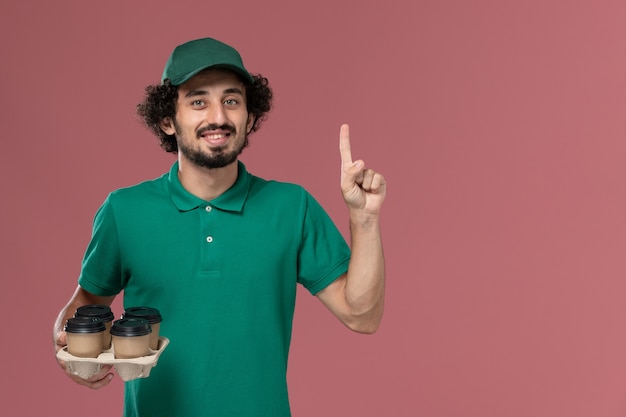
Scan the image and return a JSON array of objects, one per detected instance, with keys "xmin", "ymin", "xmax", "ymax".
[
  {"xmin": 75, "ymin": 305, "xmax": 115, "ymax": 350},
  {"xmin": 110, "ymin": 318, "xmax": 152, "ymax": 359},
  {"xmin": 64, "ymin": 317, "xmax": 106, "ymax": 358},
  {"xmin": 122, "ymin": 306, "xmax": 163, "ymax": 350}
]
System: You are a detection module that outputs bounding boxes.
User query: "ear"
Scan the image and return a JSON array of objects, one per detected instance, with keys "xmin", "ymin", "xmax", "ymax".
[
  {"xmin": 246, "ymin": 114, "xmax": 255, "ymax": 134},
  {"xmin": 160, "ymin": 117, "xmax": 176, "ymax": 135}
]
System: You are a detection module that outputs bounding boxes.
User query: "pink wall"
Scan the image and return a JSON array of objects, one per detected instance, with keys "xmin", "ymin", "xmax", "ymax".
[{"xmin": 2, "ymin": 1, "xmax": 626, "ymax": 416}]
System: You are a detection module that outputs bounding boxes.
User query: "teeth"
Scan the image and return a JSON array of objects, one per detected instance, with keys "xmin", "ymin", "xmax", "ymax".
[{"xmin": 206, "ymin": 134, "xmax": 225, "ymax": 139}]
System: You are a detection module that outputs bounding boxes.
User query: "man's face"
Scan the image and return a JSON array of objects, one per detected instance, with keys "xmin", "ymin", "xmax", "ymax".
[{"xmin": 161, "ymin": 68, "xmax": 254, "ymax": 169}]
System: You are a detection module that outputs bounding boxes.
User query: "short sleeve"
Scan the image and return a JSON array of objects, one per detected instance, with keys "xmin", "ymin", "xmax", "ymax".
[
  {"xmin": 77, "ymin": 195, "xmax": 124, "ymax": 296},
  {"xmin": 297, "ymin": 191, "xmax": 351, "ymax": 295}
]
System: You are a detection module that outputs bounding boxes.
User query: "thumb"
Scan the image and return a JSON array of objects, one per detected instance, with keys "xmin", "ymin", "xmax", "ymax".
[
  {"xmin": 54, "ymin": 330, "xmax": 68, "ymax": 352},
  {"xmin": 342, "ymin": 160, "xmax": 365, "ymax": 190}
]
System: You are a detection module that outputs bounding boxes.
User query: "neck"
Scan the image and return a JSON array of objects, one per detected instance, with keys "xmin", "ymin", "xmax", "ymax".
[{"xmin": 177, "ymin": 155, "xmax": 239, "ymax": 201}]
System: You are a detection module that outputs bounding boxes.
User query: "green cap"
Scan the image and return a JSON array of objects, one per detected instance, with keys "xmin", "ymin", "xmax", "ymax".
[{"xmin": 161, "ymin": 38, "xmax": 253, "ymax": 86}]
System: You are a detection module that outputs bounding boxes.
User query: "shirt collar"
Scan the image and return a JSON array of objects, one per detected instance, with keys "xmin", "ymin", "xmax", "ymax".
[{"xmin": 168, "ymin": 161, "xmax": 251, "ymax": 212}]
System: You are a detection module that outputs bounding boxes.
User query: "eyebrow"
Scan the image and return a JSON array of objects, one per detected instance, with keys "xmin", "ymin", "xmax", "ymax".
[{"xmin": 184, "ymin": 87, "xmax": 245, "ymax": 98}]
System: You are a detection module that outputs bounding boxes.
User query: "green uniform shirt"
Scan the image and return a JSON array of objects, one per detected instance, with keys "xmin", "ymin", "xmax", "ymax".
[{"xmin": 78, "ymin": 161, "xmax": 351, "ymax": 417}]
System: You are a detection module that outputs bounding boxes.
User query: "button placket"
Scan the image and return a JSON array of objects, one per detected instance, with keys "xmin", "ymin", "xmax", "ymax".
[
  {"xmin": 204, "ymin": 206, "xmax": 214, "ymax": 243},
  {"xmin": 200, "ymin": 204, "xmax": 218, "ymax": 272}
]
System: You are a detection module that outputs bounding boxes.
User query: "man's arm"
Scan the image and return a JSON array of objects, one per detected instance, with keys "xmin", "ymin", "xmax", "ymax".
[
  {"xmin": 53, "ymin": 285, "xmax": 117, "ymax": 389},
  {"xmin": 316, "ymin": 124, "xmax": 386, "ymax": 334}
]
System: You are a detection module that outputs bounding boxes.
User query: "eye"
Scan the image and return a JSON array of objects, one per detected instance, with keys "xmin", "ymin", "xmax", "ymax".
[
  {"xmin": 224, "ymin": 98, "xmax": 238, "ymax": 106},
  {"xmin": 191, "ymin": 99, "xmax": 205, "ymax": 106}
]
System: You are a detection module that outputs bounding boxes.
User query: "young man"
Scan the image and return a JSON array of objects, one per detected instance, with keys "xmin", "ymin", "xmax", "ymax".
[{"xmin": 53, "ymin": 37, "xmax": 386, "ymax": 417}]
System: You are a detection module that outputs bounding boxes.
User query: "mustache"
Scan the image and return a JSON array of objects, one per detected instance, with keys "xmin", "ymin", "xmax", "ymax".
[{"xmin": 196, "ymin": 124, "xmax": 236, "ymax": 138}]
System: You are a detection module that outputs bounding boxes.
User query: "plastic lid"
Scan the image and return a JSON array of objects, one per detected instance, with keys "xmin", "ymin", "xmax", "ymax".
[
  {"xmin": 110, "ymin": 318, "xmax": 152, "ymax": 337},
  {"xmin": 64, "ymin": 316, "xmax": 106, "ymax": 333},
  {"xmin": 75, "ymin": 305, "xmax": 114, "ymax": 322},
  {"xmin": 122, "ymin": 306, "xmax": 162, "ymax": 324}
]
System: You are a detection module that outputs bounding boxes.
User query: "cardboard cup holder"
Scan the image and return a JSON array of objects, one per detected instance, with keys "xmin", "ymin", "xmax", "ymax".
[{"xmin": 57, "ymin": 336, "xmax": 169, "ymax": 381}]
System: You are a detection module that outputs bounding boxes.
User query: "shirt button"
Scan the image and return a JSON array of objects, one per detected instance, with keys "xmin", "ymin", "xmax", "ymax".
[
  {"xmin": 205, "ymin": 206, "xmax": 212, "ymax": 212},
  {"xmin": 206, "ymin": 236, "xmax": 213, "ymax": 243}
]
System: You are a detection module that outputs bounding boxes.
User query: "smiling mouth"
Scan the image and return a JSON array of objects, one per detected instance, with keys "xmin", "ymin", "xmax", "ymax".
[
  {"xmin": 203, "ymin": 133, "xmax": 229, "ymax": 139},
  {"xmin": 198, "ymin": 130, "xmax": 232, "ymax": 149},
  {"xmin": 197, "ymin": 124, "xmax": 235, "ymax": 143}
]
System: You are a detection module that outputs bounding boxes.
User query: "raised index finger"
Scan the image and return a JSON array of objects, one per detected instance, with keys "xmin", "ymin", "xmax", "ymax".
[{"xmin": 339, "ymin": 124, "xmax": 352, "ymax": 166}]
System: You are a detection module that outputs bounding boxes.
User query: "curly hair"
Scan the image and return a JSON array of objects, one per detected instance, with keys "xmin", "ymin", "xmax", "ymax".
[{"xmin": 136, "ymin": 74, "xmax": 273, "ymax": 153}]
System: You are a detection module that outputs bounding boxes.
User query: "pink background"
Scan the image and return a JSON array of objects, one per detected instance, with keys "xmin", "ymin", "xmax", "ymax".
[{"xmin": 2, "ymin": 1, "xmax": 626, "ymax": 416}]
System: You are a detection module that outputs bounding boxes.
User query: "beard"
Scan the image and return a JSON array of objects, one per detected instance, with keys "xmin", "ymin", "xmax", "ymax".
[{"xmin": 176, "ymin": 123, "xmax": 249, "ymax": 169}]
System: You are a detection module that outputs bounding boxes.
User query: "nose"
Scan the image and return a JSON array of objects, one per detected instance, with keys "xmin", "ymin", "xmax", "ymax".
[{"xmin": 206, "ymin": 102, "xmax": 226, "ymax": 126}]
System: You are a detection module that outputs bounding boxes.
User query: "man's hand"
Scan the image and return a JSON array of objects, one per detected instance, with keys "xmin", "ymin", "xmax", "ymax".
[
  {"xmin": 54, "ymin": 331, "xmax": 113, "ymax": 389},
  {"xmin": 54, "ymin": 330, "xmax": 115, "ymax": 389},
  {"xmin": 316, "ymin": 124, "xmax": 386, "ymax": 333},
  {"xmin": 53, "ymin": 287, "xmax": 117, "ymax": 389},
  {"xmin": 340, "ymin": 124, "xmax": 386, "ymax": 215}
]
